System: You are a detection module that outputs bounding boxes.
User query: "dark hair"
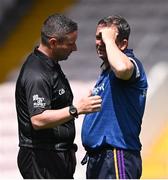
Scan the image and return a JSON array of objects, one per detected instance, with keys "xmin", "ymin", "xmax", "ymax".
[
  {"xmin": 41, "ymin": 13, "xmax": 78, "ymax": 46},
  {"xmin": 98, "ymin": 15, "xmax": 130, "ymax": 42}
]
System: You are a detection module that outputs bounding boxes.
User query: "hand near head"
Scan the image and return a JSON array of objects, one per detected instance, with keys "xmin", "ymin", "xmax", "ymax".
[
  {"xmin": 75, "ymin": 90, "xmax": 102, "ymax": 115},
  {"xmin": 100, "ymin": 25, "xmax": 119, "ymax": 44}
]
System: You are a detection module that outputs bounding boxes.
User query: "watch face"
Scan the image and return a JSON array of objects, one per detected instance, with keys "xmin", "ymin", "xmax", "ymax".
[
  {"xmin": 70, "ymin": 107, "xmax": 77, "ymax": 114},
  {"xmin": 69, "ymin": 105, "xmax": 78, "ymax": 118}
]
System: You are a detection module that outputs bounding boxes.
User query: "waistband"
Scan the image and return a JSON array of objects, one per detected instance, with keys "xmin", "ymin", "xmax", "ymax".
[
  {"xmin": 85, "ymin": 145, "xmax": 140, "ymax": 155},
  {"xmin": 20, "ymin": 143, "xmax": 78, "ymax": 152},
  {"xmin": 85, "ymin": 145, "xmax": 114, "ymax": 154},
  {"xmin": 81, "ymin": 146, "xmax": 140, "ymax": 165}
]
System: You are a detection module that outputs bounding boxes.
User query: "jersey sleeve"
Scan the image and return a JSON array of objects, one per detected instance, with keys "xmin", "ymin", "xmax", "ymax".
[
  {"xmin": 128, "ymin": 57, "xmax": 140, "ymax": 82},
  {"xmin": 24, "ymin": 74, "xmax": 51, "ymax": 117}
]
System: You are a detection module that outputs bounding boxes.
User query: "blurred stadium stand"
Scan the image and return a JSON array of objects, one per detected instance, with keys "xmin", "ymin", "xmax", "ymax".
[
  {"xmin": 0, "ymin": 0, "xmax": 168, "ymax": 178},
  {"xmin": 0, "ymin": 0, "xmax": 17, "ymax": 23},
  {"xmin": 0, "ymin": 0, "xmax": 33, "ymax": 44},
  {"xmin": 0, "ymin": 0, "xmax": 76, "ymax": 82}
]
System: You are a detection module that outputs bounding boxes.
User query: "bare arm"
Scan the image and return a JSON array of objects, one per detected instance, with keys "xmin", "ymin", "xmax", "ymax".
[
  {"xmin": 31, "ymin": 93, "xmax": 102, "ymax": 130},
  {"xmin": 101, "ymin": 26, "xmax": 134, "ymax": 80}
]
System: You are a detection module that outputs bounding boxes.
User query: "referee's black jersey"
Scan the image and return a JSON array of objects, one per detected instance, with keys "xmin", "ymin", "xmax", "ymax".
[{"xmin": 15, "ymin": 48, "xmax": 75, "ymax": 150}]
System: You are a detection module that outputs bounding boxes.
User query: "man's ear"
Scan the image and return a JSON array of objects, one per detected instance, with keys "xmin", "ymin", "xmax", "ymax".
[
  {"xmin": 118, "ymin": 39, "xmax": 128, "ymax": 51},
  {"xmin": 48, "ymin": 37, "xmax": 57, "ymax": 48}
]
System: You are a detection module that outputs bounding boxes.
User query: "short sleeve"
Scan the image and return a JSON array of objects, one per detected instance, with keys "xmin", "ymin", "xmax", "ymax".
[
  {"xmin": 24, "ymin": 75, "xmax": 51, "ymax": 117},
  {"xmin": 128, "ymin": 57, "xmax": 140, "ymax": 82}
]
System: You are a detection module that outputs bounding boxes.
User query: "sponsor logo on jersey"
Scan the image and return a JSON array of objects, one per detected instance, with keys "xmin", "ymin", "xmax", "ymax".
[
  {"xmin": 92, "ymin": 83, "xmax": 105, "ymax": 95},
  {"xmin": 33, "ymin": 94, "xmax": 46, "ymax": 108}
]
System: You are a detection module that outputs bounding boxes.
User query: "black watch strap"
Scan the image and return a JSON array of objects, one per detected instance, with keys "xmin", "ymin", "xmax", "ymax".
[{"xmin": 69, "ymin": 105, "xmax": 78, "ymax": 118}]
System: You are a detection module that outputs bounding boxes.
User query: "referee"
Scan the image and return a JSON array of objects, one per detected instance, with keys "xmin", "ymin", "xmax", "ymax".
[{"xmin": 15, "ymin": 13, "xmax": 102, "ymax": 179}]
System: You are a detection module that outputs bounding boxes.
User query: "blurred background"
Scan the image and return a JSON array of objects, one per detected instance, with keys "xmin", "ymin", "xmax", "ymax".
[{"xmin": 0, "ymin": 0, "xmax": 168, "ymax": 178}]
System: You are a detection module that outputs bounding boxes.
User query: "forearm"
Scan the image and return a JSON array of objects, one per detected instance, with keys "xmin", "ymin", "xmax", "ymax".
[
  {"xmin": 31, "ymin": 94, "xmax": 102, "ymax": 130},
  {"xmin": 105, "ymin": 41, "xmax": 133, "ymax": 80},
  {"xmin": 31, "ymin": 107, "xmax": 73, "ymax": 130}
]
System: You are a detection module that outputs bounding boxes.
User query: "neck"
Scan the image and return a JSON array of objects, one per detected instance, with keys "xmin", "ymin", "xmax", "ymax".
[
  {"xmin": 38, "ymin": 44, "xmax": 52, "ymax": 58},
  {"xmin": 104, "ymin": 61, "xmax": 110, "ymax": 69}
]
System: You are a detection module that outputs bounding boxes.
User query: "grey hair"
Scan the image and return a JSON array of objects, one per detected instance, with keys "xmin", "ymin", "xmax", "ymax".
[{"xmin": 41, "ymin": 13, "xmax": 77, "ymax": 45}]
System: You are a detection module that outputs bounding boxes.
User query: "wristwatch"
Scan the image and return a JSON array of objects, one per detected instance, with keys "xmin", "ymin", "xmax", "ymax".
[{"xmin": 69, "ymin": 105, "xmax": 78, "ymax": 118}]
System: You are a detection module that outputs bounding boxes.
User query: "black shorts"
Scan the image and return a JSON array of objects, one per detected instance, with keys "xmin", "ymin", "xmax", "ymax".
[
  {"xmin": 84, "ymin": 148, "xmax": 142, "ymax": 179},
  {"xmin": 17, "ymin": 146, "xmax": 76, "ymax": 179}
]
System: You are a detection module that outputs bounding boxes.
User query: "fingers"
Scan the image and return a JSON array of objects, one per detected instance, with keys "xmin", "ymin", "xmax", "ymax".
[
  {"xmin": 88, "ymin": 96, "xmax": 102, "ymax": 112},
  {"xmin": 91, "ymin": 98, "xmax": 102, "ymax": 106},
  {"xmin": 90, "ymin": 94, "xmax": 101, "ymax": 99},
  {"xmin": 92, "ymin": 104, "xmax": 102, "ymax": 111},
  {"xmin": 77, "ymin": 95, "xmax": 102, "ymax": 115},
  {"xmin": 89, "ymin": 95, "xmax": 102, "ymax": 101},
  {"xmin": 101, "ymin": 26, "xmax": 118, "ymax": 42}
]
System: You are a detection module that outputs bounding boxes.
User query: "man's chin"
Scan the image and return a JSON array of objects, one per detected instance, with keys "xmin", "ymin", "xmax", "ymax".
[{"xmin": 59, "ymin": 56, "xmax": 69, "ymax": 61}]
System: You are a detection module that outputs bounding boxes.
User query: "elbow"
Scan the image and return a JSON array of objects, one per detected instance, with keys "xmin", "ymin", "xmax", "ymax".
[
  {"xmin": 113, "ymin": 60, "xmax": 134, "ymax": 80},
  {"xmin": 114, "ymin": 65, "xmax": 133, "ymax": 80},
  {"xmin": 32, "ymin": 123, "xmax": 41, "ymax": 130},
  {"xmin": 31, "ymin": 116, "xmax": 44, "ymax": 130}
]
